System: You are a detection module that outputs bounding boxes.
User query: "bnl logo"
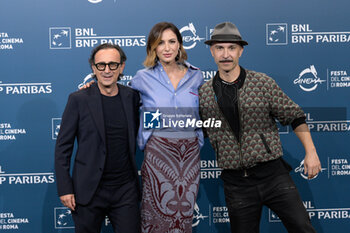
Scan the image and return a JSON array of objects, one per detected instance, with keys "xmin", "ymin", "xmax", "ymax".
[
  {"xmin": 143, "ymin": 109, "xmax": 162, "ymax": 129},
  {"xmin": 52, "ymin": 118, "xmax": 62, "ymax": 140},
  {"xmin": 266, "ymin": 23, "xmax": 288, "ymax": 45},
  {"xmin": 49, "ymin": 27, "xmax": 72, "ymax": 49},
  {"xmin": 268, "ymin": 209, "xmax": 281, "ymax": 222},
  {"xmin": 54, "ymin": 207, "xmax": 74, "ymax": 229}
]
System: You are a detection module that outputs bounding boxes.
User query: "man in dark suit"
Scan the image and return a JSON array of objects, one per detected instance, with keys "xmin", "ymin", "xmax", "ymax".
[{"xmin": 55, "ymin": 43, "xmax": 140, "ymax": 233}]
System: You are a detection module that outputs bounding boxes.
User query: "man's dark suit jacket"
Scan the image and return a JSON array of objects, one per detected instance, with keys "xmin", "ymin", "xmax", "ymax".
[{"xmin": 55, "ymin": 83, "xmax": 140, "ymax": 205}]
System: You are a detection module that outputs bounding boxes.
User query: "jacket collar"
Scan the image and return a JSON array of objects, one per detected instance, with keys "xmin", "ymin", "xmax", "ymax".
[
  {"xmin": 86, "ymin": 83, "xmax": 106, "ymax": 145},
  {"xmin": 86, "ymin": 83, "xmax": 134, "ymax": 150}
]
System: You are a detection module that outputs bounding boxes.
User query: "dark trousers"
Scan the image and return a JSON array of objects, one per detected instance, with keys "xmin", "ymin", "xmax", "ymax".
[
  {"xmin": 72, "ymin": 180, "xmax": 140, "ymax": 233},
  {"xmin": 224, "ymin": 174, "xmax": 316, "ymax": 233}
]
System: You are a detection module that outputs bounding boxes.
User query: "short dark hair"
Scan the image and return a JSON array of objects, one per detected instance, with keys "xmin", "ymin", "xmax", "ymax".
[
  {"xmin": 89, "ymin": 43, "xmax": 127, "ymax": 65},
  {"xmin": 89, "ymin": 43, "xmax": 127, "ymax": 80}
]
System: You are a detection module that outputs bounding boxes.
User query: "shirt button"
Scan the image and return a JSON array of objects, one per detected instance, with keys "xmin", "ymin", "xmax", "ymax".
[{"xmin": 174, "ymin": 93, "xmax": 177, "ymax": 96}]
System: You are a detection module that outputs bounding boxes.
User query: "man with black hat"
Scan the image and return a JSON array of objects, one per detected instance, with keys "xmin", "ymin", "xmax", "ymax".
[{"xmin": 199, "ymin": 22, "xmax": 321, "ymax": 233}]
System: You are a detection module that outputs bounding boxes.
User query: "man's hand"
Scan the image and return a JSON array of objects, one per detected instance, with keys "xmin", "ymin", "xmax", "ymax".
[
  {"xmin": 60, "ymin": 194, "xmax": 76, "ymax": 211},
  {"xmin": 304, "ymin": 150, "xmax": 322, "ymax": 179},
  {"xmin": 294, "ymin": 123, "xmax": 322, "ymax": 179},
  {"xmin": 79, "ymin": 80, "xmax": 95, "ymax": 90}
]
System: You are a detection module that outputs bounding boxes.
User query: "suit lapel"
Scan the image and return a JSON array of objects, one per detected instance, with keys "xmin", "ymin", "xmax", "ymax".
[
  {"xmin": 118, "ymin": 84, "xmax": 134, "ymax": 152},
  {"xmin": 87, "ymin": 84, "xmax": 106, "ymax": 146}
]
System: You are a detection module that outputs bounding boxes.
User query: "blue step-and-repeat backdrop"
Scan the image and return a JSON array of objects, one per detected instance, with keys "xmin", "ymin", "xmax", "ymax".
[{"xmin": 1, "ymin": 0, "xmax": 349, "ymax": 232}]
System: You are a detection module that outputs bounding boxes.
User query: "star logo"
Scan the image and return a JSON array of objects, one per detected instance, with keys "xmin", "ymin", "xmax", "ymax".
[
  {"xmin": 143, "ymin": 109, "xmax": 162, "ymax": 129},
  {"xmin": 150, "ymin": 109, "xmax": 162, "ymax": 122}
]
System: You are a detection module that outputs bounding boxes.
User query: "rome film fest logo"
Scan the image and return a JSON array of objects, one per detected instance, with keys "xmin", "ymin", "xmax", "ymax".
[
  {"xmin": 294, "ymin": 159, "xmax": 326, "ymax": 180},
  {"xmin": 180, "ymin": 23, "xmax": 205, "ymax": 49},
  {"xmin": 293, "ymin": 65, "xmax": 326, "ymax": 92},
  {"xmin": 0, "ymin": 32, "xmax": 24, "ymax": 50},
  {"xmin": 192, "ymin": 203, "xmax": 208, "ymax": 227},
  {"xmin": 78, "ymin": 73, "xmax": 95, "ymax": 89},
  {"xmin": 0, "ymin": 123, "xmax": 27, "ymax": 141},
  {"xmin": 0, "ymin": 213, "xmax": 30, "ymax": 230}
]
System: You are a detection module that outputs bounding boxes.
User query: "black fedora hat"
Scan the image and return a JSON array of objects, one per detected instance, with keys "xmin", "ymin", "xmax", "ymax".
[{"xmin": 205, "ymin": 22, "xmax": 248, "ymax": 46}]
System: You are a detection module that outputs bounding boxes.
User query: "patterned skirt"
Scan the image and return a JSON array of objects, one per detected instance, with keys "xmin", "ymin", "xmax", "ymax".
[{"xmin": 141, "ymin": 136, "xmax": 200, "ymax": 233}]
